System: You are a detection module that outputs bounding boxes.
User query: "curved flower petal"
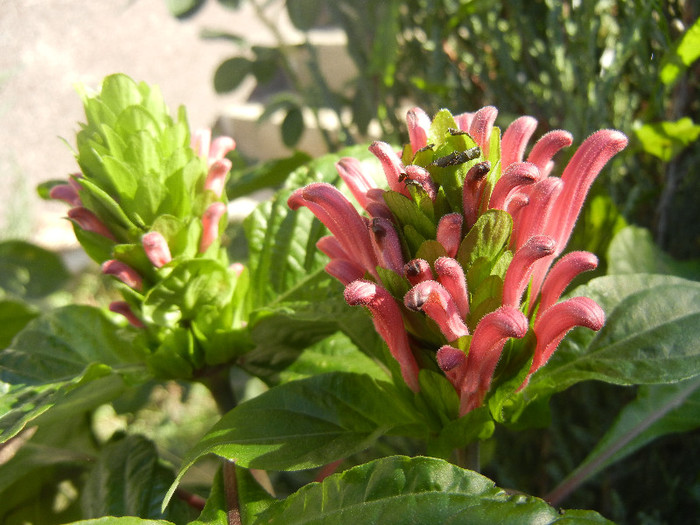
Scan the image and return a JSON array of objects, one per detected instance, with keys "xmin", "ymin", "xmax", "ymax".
[
  {"xmin": 404, "ymin": 280, "xmax": 469, "ymax": 341},
  {"xmin": 469, "ymin": 106, "xmax": 498, "ymax": 157},
  {"xmin": 404, "ymin": 258, "xmax": 433, "ymax": 285},
  {"xmin": 102, "ymin": 260, "xmax": 143, "ymax": 291},
  {"xmin": 526, "ymin": 129, "xmax": 573, "ymax": 173},
  {"xmin": 200, "ymin": 202, "xmax": 226, "ymax": 253},
  {"xmin": 142, "ymin": 231, "xmax": 172, "ymax": 268},
  {"xmin": 67, "ymin": 207, "xmax": 115, "ymax": 240},
  {"xmin": 434, "ymin": 256, "xmax": 469, "ymax": 319},
  {"xmin": 407, "ymin": 107, "xmax": 432, "ymax": 154},
  {"xmin": 336, "ymin": 157, "xmax": 378, "ymax": 210},
  {"xmin": 288, "ymin": 183, "xmax": 378, "ymax": 276},
  {"xmin": 502, "ymin": 235, "xmax": 556, "ymax": 308},
  {"xmin": 369, "ymin": 141, "xmax": 410, "ymax": 196},
  {"xmin": 345, "ymin": 280, "xmax": 420, "ymax": 391},
  {"xmin": 436, "ymin": 213, "xmax": 463, "ymax": 257},
  {"xmin": 520, "ymin": 297, "xmax": 605, "ymax": 389},
  {"xmin": 369, "ymin": 217, "xmax": 404, "ymax": 273},
  {"xmin": 489, "ymin": 162, "xmax": 541, "ymax": 211},
  {"xmin": 204, "ymin": 158, "xmax": 231, "ymax": 197},
  {"xmin": 462, "ymin": 161, "xmax": 491, "ymax": 228},
  {"xmin": 460, "ymin": 306, "xmax": 529, "ymax": 414},
  {"xmin": 501, "ymin": 116, "xmax": 538, "ymax": 168},
  {"xmin": 537, "ymin": 251, "xmax": 598, "ymax": 316}
]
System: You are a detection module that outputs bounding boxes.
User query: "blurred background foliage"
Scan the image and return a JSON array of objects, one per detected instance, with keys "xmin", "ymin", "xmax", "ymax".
[{"xmin": 169, "ymin": 0, "xmax": 699, "ymax": 261}]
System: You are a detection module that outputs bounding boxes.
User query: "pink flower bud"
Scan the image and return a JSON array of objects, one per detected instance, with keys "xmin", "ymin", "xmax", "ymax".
[
  {"xmin": 230, "ymin": 262, "xmax": 245, "ymax": 276},
  {"xmin": 502, "ymin": 235, "xmax": 556, "ymax": 308},
  {"xmin": 101, "ymin": 260, "xmax": 143, "ymax": 291},
  {"xmin": 109, "ymin": 301, "xmax": 144, "ymax": 328},
  {"xmin": 404, "ymin": 258, "xmax": 433, "ymax": 285},
  {"xmin": 469, "ymin": 105, "xmax": 498, "ymax": 158},
  {"xmin": 460, "ymin": 306, "xmax": 528, "ymax": 414},
  {"xmin": 369, "ymin": 217, "xmax": 404, "ymax": 274},
  {"xmin": 204, "ymin": 158, "xmax": 231, "ymax": 197},
  {"xmin": 404, "ymin": 280, "xmax": 469, "ymax": 342},
  {"xmin": 436, "ymin": 213, "xmax": 463, "ymax": 258},
  {"xmin": 403, "ymin": 165, "xmax": 437, "ymax": 201},
  {"xmin": 142, "ymin": 231, "xmax": 172, "ymax": 268},
  {"xmin": 67, "ymin": 207, "xmax": 115, "ymax": 240},
  {"xmin": 336, "ymin": 157, "xmax": 378, "ymax": 210},
  {"xmin": 326, "ymin": 259, "xmax": 365, "ymax": 285},
  {"xmin": 191, "ymin": 129, "xmax": 211, "ymax": 159},
  {"xmin": 454, "ymin": 111, "xmax": 474, "ymax": 132},
  {"xmin": 488, "ymin": 162, "xmax": 541, "ymax": 211},
  {"xmin": 437, "ymin": 345, "xmax": 467, "ymax": 389},
  {"xmin": 209, "ymin": 136, "xmax": 236, "ymax": 164},
  {"xmin": 49, "ymin": 184, "xmax": 81, "ymax": 207},
  {"xmin": 345, "ymin": 280, "xmax": 420, "ymax": 391},
  {"xmin": 434, "ymin": 257, "xmax": 469, "ymax": 319},
  {"xmin": 368, "ymin": 141, "xmax": 410, "ymax": 197},
  {"xmin": 406, "ymin": 107, "xmax": 432, "ymax": 154},
  {"xmin": 501, "ymin": 116, "xmax": 538, "ymax": 168},
  {"xmin": 462, "ymin": 161, "xmax": 491, "ymax": 228},
  {"xmin": 200, "ymin": 201, "xmax": 226, "ymax": 254},
  {"xmin": 317, "ymin": 235, "xmax": 350, "ymax": 260}
]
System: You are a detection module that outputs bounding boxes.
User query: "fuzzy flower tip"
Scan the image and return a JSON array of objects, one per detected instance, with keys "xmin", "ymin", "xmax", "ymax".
[{"xmin": 289, "ymin": 106, "xmax": 624, "ymax": 412}]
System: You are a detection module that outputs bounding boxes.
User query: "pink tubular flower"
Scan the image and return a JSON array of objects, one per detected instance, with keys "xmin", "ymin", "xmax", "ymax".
[
  {"xmin": 50, "ymin": 184, "xmax": 81, "ymax": 207},
  {"xmin": 109, "ymin": 301, "xmax": 144, "ymax": 328},
  {"xmin": 518, "ymin": 297, "xmax": 605, "ymax": 390},
  {"xmin": 142, "ymin": 231, "xmax": 172, "ymax": 268},
  {"xmin": 404, "ymin": 280, "xmax": 470, "ymax": 342},
  {"xmin": 436, "ymin": 214, "xmax": 463, "ymax": 257},
  {"xmin": 345, "ymin": 280, "xmax": 420, "ymax": 392},
  {"xmin": 289, "ymin": 105, "xmax": 625, "ymax": 413},
  {"xmin": 67, "ymin": 207, "xmax": 115, "ymax": 240},
  {"xmin": 404, "ymin": 258, "xmax": 433, "ymax": 285},
  {"xmin": 200, "ymin": 202, "xmax": 226, "ymax": 254},
  {"xmin": 459, "ymin": 307, "xmax": 529, "ymax": 415},
  {"xmin": 288, "ymin": 183, "xmax": 378, "ymax": 278},
  {"xmin": 102, "ymin": 260, "xmax": 143, "ymax": 291},
  {"xmin": 204, "ymin": 158, "xmax": 232, "ymax": 197}
]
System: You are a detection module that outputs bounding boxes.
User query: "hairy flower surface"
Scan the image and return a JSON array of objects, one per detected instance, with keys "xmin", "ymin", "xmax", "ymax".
[{"xmin": 289, "ymin": 106, "xmax": 627, "ymax": 415}]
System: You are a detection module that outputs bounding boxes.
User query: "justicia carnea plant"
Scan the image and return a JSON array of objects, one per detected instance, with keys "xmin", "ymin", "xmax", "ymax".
[
  {"xmin": 289, "ymin": 106, "xmax": 627, "ymax": 417},
  {"xmin": 44, "ymin": 74, "xmax": 251, "ymax": 379}
]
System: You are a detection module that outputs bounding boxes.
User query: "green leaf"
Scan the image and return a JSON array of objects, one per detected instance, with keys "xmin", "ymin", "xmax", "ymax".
[
  {"xmin": 227, "ymin": 151, "xmax": 312, "ymax": 199},
  {"xmin": 253, "ymin": 456, "xmax": 612, "ymax": 524},
  {"xmin": 166, "ymin": 372, "xmax": 422, "ymax": 503},
  {"xmin": 82, "ymin": 434, "xmax": 193, "ymax": 522},
  {"xmin": 281, "ymin": 107, "xmax": 305, "ymax": 148},
  {"xmin": 634, "ymin": 117, "xmax": 700, "ymax": 161},
  {"xmin": 660, "ymin": 18, "xmax": 700, "ymax": 86},
  {"xmin": 607, "ymin": 225, "xmax": 700, "ymax": 279},
  {"xmin": 547, "ymin": 375, "xmax": 700, "ymax": 505},
  {"xmin": 0, "ymin": 240, "xmax": 70, "ymax": 299},
  {"xmin": 525, "ymin": 274, "xmax": 700, "ymax": 399},
  {"xmin": 64, "ymin": 518, "xmax": 174, "ymax": 525},
  {"xmin": 383, "ymin": 190, "xmax": 436, "ymax": 240},
  {"xmin": 457, "ymin": 209, "xmax": 512, "ymax": 269},
  {"xmin": 0, "ymin": 300, "xmax": 38, "ymax": 349},
  {"xmin": 286, "ymin": 0, "xmax": 322, "ymax": 31},
  {"xmin": 0, "ymin": 305, "xmax": 146, "ymax": 443},
  {"xmin": 214, "ymin": 57, "xmax": 253, "ymax": 93},
  {"xmin": 164, "ymin": 0, "xmax": 206, "ymax": 19}
]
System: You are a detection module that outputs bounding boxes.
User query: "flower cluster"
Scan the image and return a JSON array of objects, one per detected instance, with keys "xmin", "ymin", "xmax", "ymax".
[
  {"xmin": 289, "ymin": 106, "xmax": 627, "ymax": 415},
  {"xmin": 46, "ymin": 74, "xmax": 246, "ymax": 378}
]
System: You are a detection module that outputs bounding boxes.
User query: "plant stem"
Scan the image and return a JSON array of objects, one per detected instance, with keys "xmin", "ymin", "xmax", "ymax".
[
  {"xmin": 456, "ymin": 441, "xmax": 481, "ymax": 473},
  {"xmin": 201, "ymin": 367, "xmax": 237, "ymax": 415},
  {"xmin": 223, "ymin": 459, "xmax": 242, "ymax": 525}
]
